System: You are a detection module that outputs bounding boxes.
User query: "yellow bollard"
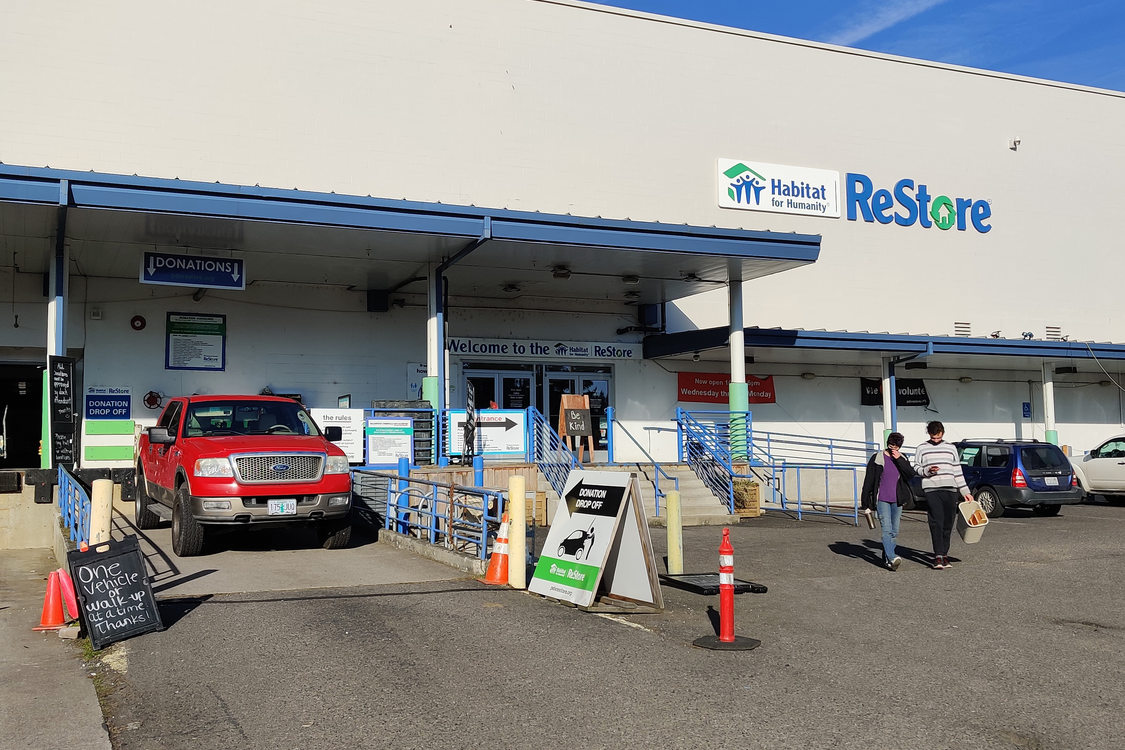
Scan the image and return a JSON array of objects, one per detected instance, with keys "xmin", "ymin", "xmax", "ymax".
[
  {"xmin": 665, "ymin": 490, "xmax": 683, "ymax": 575},
  {"xmin": 507, "ymin": 474, "xmax": 527, "ymax": 589},
  {"xmin": 89, "ymin": 478, "xmax": 114, "ymax": 546}
]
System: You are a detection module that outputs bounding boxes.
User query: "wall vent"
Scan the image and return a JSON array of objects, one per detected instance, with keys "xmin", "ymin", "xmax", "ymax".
[
  {"xmin": 1045, "ymin": 325, "xmax": 1063, "ymax": 341},
  {"xmin": 953, "ymin": 321, "xmax": 972, "ymax": 337}
]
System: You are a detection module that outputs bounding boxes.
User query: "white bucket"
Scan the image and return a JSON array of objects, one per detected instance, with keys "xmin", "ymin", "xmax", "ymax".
[{"xmin": 956, "ymin": 499, "xmax": 989, "ymax": 544}]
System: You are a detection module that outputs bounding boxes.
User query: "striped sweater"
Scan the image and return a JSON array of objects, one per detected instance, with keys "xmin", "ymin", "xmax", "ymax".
[{"xmin": 913, "ymin": 440, "xmax": 970, "ymax": 494}]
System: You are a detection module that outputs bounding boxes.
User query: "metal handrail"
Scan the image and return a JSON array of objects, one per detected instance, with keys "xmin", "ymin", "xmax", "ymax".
[
  {"xmin": 605, "ymin": 406, "xmax": 678, "ymax": 516},
  {"xmin": 527, "ymin": 406, "xmax": 577, "ymax": 497},
  {"xmin": 57, "ymin": 465, "xmax": 91, "ymax": 544},
  {"xmin": 353, "ymin": 469, "xmax": 506, "ymax": 561}
]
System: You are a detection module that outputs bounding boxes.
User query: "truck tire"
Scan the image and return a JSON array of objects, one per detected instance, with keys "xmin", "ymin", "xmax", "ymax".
[
  {"xmin": 172, "ymin": 485, "xmax": 205, "ymax": 556},
  {"xmin": 134, "ymin": 468, "xmax": 162, "ymax": 530},
  {"xmin": 317, "ymin": 516, "xmax": 352, "ymax": 550}
]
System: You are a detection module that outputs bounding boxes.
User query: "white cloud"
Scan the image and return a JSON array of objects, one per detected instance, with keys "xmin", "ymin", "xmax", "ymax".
[{"xmin": 826, "ymin": 0, "xmax": 951, "ymax": 46}]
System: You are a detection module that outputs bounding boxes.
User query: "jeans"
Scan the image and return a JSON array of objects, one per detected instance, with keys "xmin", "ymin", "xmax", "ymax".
[
  {"xmin": 924, "ymin": 489, "xmax": 959, "ymax": 556},
  {"xmin": 875, "ymin": 500, "xmax": 902, "ymax": 562}
]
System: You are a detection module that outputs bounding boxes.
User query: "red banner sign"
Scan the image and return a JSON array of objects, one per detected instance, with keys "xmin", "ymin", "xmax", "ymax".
[{"xmin": 677, "ymin": 372, "xmax": 776, "ymax": 404}]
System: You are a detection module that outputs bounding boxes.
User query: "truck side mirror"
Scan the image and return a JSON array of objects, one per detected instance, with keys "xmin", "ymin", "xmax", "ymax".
[
  {"xmin": 147, "ymin": 426, "xmax": 176, "ymax": 445},
  {"xmin": 324, "ymin": 426, "xmax": 343, "ymax": 442}
]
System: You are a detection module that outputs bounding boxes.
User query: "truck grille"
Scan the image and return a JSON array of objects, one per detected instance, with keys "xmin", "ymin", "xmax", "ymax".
[{"xmin": 232, "ymin": 453, "xmax": 325, "ymax": 483}]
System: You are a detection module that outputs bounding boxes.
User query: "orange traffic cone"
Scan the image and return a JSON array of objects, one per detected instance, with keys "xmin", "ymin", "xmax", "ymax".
[
  {"xmin": 57, "ymin": 567, "xmax": 80, "ymax": 622},
  {"xmin": 32, "ymin": 570, "xmax": 66, "ymax": 631},
  {"xmin": 482, "ymin": 512, "xmax": 510, "ymax": 585}
]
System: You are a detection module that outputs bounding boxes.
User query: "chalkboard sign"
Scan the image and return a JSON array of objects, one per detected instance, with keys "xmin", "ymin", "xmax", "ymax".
[
  {"xmin": 48, "ymin": 355, "xmax": 75, "ymax": 424},
  {"xmin": 564, "ymin": 408, "xmax": 593, "ymax": 437},
  {"xmin": 66, "ymin": 536, "xmax": 164, "ymax": 650},
  {"xmin": 48, "ymin": 355, "xmax": 77, "ymax": 467}
]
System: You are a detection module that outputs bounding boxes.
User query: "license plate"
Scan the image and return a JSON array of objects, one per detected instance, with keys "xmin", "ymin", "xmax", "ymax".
[
  {"xmin": 268, "ymin": 499, "xmax": 297, "ymax": 515},
  {"xmin": 1044, "ymin": 476, "xmax": 1059, "ymax": 486}
]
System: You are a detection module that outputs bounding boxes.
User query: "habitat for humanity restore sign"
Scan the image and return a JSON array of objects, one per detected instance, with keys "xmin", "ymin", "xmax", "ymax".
[{"xmin": 717, "ymin": 158, "xmax": 992, "ymax": 233}]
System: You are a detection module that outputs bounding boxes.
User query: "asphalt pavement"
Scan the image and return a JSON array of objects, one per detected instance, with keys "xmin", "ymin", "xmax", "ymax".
[{"xmin": 6, "ymin": 500, "xmax": 1125, "ymax": 749}]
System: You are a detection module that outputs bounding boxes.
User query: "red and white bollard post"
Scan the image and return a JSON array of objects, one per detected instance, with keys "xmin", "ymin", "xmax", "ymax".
[
  {"xmin": 693, "ymin": 527, "xmax": 761, "ymax": 651},
  {"xmin": 719, "ymin": 528, "xmax": 736, "ymax": 642}
]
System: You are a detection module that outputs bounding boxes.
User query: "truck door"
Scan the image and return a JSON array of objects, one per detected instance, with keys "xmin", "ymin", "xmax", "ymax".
[{"xmin": 148, "ymin": 400, "xmax": 184, "ymax": 494}]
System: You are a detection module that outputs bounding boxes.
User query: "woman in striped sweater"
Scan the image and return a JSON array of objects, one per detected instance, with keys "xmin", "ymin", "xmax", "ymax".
[{"xmin": 913, "ymin": 421, "xmax": 974, "ymax": 569}]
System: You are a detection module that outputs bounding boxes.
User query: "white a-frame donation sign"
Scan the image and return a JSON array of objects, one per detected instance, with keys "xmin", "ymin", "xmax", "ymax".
[{"xmin": 529, "ymin": 471, "xmax": 664, "ymax": 610}]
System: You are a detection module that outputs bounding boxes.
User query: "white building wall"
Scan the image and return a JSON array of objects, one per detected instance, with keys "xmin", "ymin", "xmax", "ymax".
[
  {"xmin": 3, "ymin": 1, "xmax": 1123, "ymax": 343},
  {"xmin": 3, "ymin": 0, "xmax": 1125, "ymax": 458}
]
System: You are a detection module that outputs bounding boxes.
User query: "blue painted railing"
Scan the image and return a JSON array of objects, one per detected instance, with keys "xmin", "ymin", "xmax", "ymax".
[
  {"xmin": 352, "ymin": 468, "xmax": 506, "ymax": 561},
  {"xmin": 605, "ymin": 406, "xmax": 678, "ymax": 516},
  {"xmin": 527, "ymin": 406, "xmax": 577, "ymax": 497},
  {"xmin": 676, "ymin": 409, "xmax": 878, "ymax": 524},
  {"xmin": 57, "ymin": 465, "xmax": 91, "ymax": 545}
]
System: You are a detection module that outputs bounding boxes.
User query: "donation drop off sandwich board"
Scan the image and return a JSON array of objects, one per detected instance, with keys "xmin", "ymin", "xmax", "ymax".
[{"xmin": 529, "ymin": 471, "xmax": 663, "ymax": 609}]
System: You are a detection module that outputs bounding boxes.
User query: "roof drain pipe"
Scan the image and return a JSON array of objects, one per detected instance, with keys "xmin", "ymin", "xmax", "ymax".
[
  {"xmin": 884, "ymin": 340, "xmax": 933, "ymax": 437},
  {"xmin": 430, "ymin": 217, "xmax": 492, "ymax": 466}
]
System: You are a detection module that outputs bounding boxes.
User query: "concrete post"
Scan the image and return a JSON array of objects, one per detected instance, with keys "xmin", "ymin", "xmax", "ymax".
[
  {"xmin": 1042, "ymin": 362, "xmax": 1058, "ymax": 445},
  {"xmin": 665, "ymin": 490, "xmax": 683, "ymax": 575},
  {"xmin": 507, "ymin": 474, "xmax": 527, "ymax": 589},
  {"xmin": 89, "ymin": 479, "xmax": 113, "ymax": 545}
]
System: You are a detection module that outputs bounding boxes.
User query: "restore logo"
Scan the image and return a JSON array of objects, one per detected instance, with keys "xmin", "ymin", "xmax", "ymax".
[{"xmin": 845, "ymin": 173, "xmax": 992, "ymax": 233}]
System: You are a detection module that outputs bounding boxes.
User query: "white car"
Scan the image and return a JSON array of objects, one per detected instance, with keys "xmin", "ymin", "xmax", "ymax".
[{"xmin": 1071, "ymin": 434, "xmax": 1125, "ymax": 505}]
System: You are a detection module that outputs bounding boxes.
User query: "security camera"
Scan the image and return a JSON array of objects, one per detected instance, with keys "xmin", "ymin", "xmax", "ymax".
[{"xmin": 692, "ymin": 353, "xmax": 701, "ymax": 362}]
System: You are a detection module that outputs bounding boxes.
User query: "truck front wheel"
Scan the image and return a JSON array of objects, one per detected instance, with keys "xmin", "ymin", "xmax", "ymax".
[
  {"xmin": 317, "ymin": 516, "xmax": 352, "ymax": 550},
  {"xmin": 134, "ymin": 468, "xmax": 162, "ymax": 530},
  {"xmin": 172, "ymin": 485, "xmax": 206, "ymax": 556}
]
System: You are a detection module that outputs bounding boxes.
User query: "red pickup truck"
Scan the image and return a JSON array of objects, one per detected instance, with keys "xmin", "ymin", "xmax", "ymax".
[{"xmin": 135, "ymin": 395, "xmax": 353, "ymax": 556}]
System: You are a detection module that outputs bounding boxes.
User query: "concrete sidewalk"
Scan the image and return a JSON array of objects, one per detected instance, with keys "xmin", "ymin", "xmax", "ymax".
[{"xmin": 0, "ymin": 547, "xmax": 112, "ymax": 750}]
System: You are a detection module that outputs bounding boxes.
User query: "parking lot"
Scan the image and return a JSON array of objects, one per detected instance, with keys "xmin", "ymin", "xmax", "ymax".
[{"xmin": 84, "ymin": 498, "xmax": 1125, "ymax": 749}]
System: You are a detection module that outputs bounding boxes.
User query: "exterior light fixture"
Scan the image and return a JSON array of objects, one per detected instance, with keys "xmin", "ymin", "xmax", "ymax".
[
  {"xmin": 959, "ymin": 376, "xmax": 973, "ymax": 384},
  {"xmin": 800, "ymin": 372, "xmax": 815, "ymax": 380},
  {"xmin": 624, "ymin": 290, "xmax": 640, "ymax": 300},
  {"xmin": 622, "ymin": 275, "xmax": 639, "ymax": 285},
  {"xmin": 904, "ymin": 361, "xmax": 927, "ymax": 370},
  {"xmin": 501, "ymin": 283, "xmax": 520, "ymax": 293},
  {"xmin": 1055, "ymin": 366, "xmax": 1077, "ymax": 375},
  {"xmin": 691, "ymin": 352, "xmax": 701, "ymax": 362},
  {"xmin": 552, "ymin": 266, "xmax": 571, "ymax": 280}
]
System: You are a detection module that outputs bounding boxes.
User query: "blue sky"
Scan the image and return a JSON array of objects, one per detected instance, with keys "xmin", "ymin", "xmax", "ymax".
[{"xmin": 594, "ymin": 0, "xmax": 1125, "ymax": 92}]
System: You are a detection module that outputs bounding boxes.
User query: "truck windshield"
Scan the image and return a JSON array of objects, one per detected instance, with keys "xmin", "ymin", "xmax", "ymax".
[{"xmin": 183, "ymin": 401, "xmax": 321, "ymax": 437}]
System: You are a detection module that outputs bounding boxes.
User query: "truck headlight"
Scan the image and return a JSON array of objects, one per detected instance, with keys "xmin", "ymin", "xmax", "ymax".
[
  {"xmin": 325, "ymin": 456, "xmax": 350, "ymax": 475},
  {"xmin": 194, "ymin": 458, "xmax": 234, "ymax": 478}
]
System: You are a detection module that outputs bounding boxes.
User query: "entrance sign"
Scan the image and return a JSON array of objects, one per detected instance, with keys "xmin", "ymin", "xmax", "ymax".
[
  {"xmin": 530, "ymin": 471, "xmax": 663, "ymax": 609},
  {"xmin": 446, "ymin": 336, "xmax": 639, "ymax": 361},
  {"xmin": 165, "ymin": 312, "xmax": 227, "ymax": 371},
  {"xmin": 140, "ymin": 250, "xmax": 245, "ymax": 290},
  {"xmin": 447, "ymin": 410, "xmax": 527, "ymax": 457},
  {"xmin": 364, "ymin": 417, "xmax": 414, "ymax": 466},
  {"xmin": 66, "ymin": 536, "xmax": 163, "ymax": 650},
  {"xmin": 310, "ymin": 408, "xmax": 365, "ymax": 463}
]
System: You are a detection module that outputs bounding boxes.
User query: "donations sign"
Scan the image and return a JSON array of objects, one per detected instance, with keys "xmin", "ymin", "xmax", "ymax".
[
  {"xmin": 85, "ymin": 386, "xmax": 131, "ymax": 420},
  {"xmin": 530, "ymin": 471, "xmax": 663, "ymax": 609},
  {"xmin": 677, "ymin": 372, "xmax": 776, "ymax": 404},
  {"xmin": 140, "ymin": 250, "xmax": 245, "ymax": 290}
]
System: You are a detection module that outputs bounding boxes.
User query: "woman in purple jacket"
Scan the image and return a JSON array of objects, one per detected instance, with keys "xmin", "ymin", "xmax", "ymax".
[{"xmin": 861, "ymin": 432, "xmax": 917, "ymax": 571}]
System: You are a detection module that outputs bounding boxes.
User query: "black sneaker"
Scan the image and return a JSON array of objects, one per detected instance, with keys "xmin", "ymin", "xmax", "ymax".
[
  {"xmin": 933, "ymin": 556, "xmax": 946, "ymax": 570},
  {"xmin": 942, "ymin": 556, "xmax": 953, "ymax": 569}
]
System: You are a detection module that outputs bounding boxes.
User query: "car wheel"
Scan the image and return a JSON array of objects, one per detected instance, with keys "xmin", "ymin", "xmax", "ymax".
[
  {"xmin": 975, "ymin": 487, "xmax": 1004, "ymax": 518},
  {"xmin": 317, "ymin": 516, "xmax": 353, "ymax": 549},
  {"xmin": 134, "ymin": 468, "xmax": 162, "ymax": 530},
  {"xmin": 1032, "ymin": 503, "xmax": 1061, "ymax": 516},
  {"xmin": 171, "ymin": 485, "xmax": 205, "ymax": 557}
]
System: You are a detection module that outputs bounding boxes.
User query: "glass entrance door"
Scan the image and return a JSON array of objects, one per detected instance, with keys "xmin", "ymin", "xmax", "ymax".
[
  {"xmin": 545, "ymin": 374, "xmax": 610, "ymax": 450},
  {"xmin": 464, "ymin": 370, "xmax": 533, "ymax": 410}
]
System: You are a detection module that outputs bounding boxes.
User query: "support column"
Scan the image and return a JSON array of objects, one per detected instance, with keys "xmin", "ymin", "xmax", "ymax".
[
  {"xmin": 881, "ymin": 356, "xmax": 895, "ymax": 443},
  {"xmin": 423, "ymin": 264, "xmax": 441, "ymax": 410},
  {"xmin": 728, "ymin": 275, "xmax": 748, "ymax": 459},
  {"xmin": 1042, "ymin": 362, "xmax": 1058, "ymax": 445}
]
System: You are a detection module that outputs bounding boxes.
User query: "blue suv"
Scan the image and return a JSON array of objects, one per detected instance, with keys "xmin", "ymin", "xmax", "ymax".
[{"xmin": 909, "ymin": 439, "xmax": 1081, "ymax": 517}]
